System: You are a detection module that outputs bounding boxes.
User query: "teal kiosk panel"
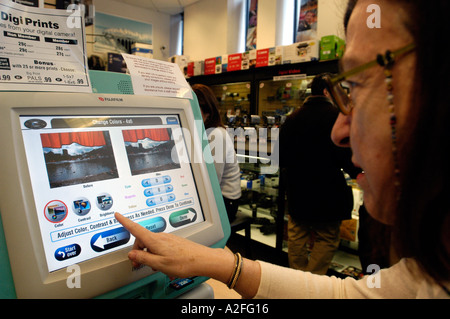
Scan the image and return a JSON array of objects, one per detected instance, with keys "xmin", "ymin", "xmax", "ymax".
[{"xmin": 0, "ymin": 71, "xmax": 230, "ymax": 299}]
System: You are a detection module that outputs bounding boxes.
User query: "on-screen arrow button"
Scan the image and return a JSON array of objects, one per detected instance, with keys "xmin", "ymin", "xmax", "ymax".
[{"xmin": 90, "ymin": 227, "xmax": 130, "ymax": 252}]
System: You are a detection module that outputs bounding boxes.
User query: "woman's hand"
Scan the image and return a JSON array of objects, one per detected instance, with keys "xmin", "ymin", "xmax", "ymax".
[
  {"xmin": 115, "ymin": 213, "xmax": 232, "ymax": 280},
  {"xmin": 115, "ymin": 212, "xmax": 261, "ymax": 298}
]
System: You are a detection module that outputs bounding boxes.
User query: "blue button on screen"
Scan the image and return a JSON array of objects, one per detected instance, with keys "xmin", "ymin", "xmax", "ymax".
[
  {"xmin": 166, "ymin": 117, "xmax": 178, "ymax": 125},
  {"xmin": 139, "ymin": 217, "xmax": 167, "ymax": 233},
  {"xmin": 55, "ymin": 244, "xmax": 81, "ymax": 261}
]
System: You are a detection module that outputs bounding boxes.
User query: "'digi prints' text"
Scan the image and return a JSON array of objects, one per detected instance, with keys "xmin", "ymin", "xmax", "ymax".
[{"xmin": 0, "ymin": 11, "xmax": 59, "ymax": 29}]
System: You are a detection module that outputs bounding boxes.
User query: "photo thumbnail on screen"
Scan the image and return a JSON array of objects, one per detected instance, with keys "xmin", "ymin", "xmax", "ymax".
[
  {"xmin": 40, "ymin": 131, "xmax": 119, "ymax": 188},
  {"xmin": 122, "ymin": 128, "xmax": 180, "ymax": 176}
]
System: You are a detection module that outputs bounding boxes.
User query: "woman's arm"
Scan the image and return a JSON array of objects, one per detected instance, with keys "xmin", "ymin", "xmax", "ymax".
[
  {"xmin": 115, "ymin": 213, "xmax": 428, "ymax": 298},
  {"xmin": 115, "ymin": 213, "xmax": 261, "ymax": 299}
]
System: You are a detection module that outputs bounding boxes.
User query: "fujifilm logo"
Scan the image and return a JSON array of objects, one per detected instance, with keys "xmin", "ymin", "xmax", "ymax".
[{"xmin": 98, "ymin": 97, "xmax": 124, "ymax": 102}]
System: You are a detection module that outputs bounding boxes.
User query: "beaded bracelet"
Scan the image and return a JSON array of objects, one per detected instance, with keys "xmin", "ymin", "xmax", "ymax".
[{"xmin": 227, "ymin": 252, "xmax": 243, "ymax": 289}]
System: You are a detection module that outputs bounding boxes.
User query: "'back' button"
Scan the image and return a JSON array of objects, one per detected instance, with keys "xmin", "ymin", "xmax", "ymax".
[{"xmin": 90, "ymin": 227, "xmax": 130, "ymax": 252}]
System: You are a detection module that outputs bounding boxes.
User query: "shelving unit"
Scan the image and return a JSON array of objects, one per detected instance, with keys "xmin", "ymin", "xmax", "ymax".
[
  {"xmin": 187, "ymin": 59, "xmax": 344, "ymax": 255},
  {"xmin": 188, "ymin": 60, "xmax": 340, "ymax": 116}
]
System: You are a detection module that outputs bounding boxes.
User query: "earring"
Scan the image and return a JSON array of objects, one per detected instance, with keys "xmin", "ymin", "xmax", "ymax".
[{"xmin": 378, "ymin": 50, "xmax": 401, "ymax": 197}]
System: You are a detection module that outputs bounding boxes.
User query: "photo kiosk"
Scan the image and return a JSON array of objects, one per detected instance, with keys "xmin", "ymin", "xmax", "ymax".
[{"xmin": 0, "ymin": 71, "xmax": 230, "ymax": 298}]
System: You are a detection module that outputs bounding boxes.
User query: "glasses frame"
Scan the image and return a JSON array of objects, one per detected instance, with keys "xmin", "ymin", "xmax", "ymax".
[{"xmin": 324, "ymin": 43, "xmax": 416, "ymax": 115}]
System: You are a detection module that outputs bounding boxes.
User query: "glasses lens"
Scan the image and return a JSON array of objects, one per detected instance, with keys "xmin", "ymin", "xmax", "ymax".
[
  {"xmin": 331, "ymin": 82, "xmax": 352, "ymax": 114},
  {"xmin": 324, "ymin": 76, "xmax": 350, "ymax": 114}
]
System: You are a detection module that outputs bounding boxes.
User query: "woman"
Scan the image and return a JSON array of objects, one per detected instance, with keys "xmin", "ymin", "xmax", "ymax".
[
  {"xmin": 192, "ymin": 84, "xmax": 241, "ymax": 222},
  {"xmin": 115, "ymin": 0, "xmax": 449, "ymax": 298}
]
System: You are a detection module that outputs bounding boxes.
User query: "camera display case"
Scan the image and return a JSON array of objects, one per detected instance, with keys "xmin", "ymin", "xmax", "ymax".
[{"xmin": 188, "ymin": 60, "xmax": 341, "ymax": 252}]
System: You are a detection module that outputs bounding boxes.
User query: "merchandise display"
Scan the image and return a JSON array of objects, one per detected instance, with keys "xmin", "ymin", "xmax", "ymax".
[
  {"xmin": 107, "ymin": 53, "xmax": 127, "ymax": 73},
  {"xmin": 227, "ymin": 53, "xmax": 244, "ymax": 72},
  {"xmin": 131, "ymin": 42, "xmax": 154, "ymax": 58},
  {"xmin": 255, "ymin": 47, "xmax": 283, "ymax": 68},
  {"xmin": 281, "ymin": 40, "xmax": 319, "ymax": 64},
  {"xmin": 187, "ymin": 61, "xmax": 204, "ymax": 77},
  {"xmin": 204, "ymin": 57, "xmax": 219, "ymax": 75},
  {"xmin": 242, "ymin": 50, "xmax": 257, "ymax": 69},
  {"xmin": 169, "ymin": 55, "xmax": 190, "ymax": 75},
  {"xmin": 320, "ymin": 35, "xmax": 346, "ymax": 61},
  {"xmin": 189, "ymin": 36, "xmax": 340, "ymax": 78},
  {"xmin": 185, "ymin": 33, "xmax": 349, "ymax": 254}
]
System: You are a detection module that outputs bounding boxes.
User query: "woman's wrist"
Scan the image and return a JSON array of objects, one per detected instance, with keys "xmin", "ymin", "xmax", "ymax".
[
  {"xmin": 234, "ymin": 257, "xmax": 261, "ymax": 299},
  {"xmin": 200, "ymin": 248, "xmax": 236, "ymax": 283},
  {"xmin": 199, "ymin": 248, "xmax": 261, "ymax": 299}
]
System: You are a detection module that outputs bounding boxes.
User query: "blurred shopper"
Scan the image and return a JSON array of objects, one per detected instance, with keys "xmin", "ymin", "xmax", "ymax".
[
  {"xmin": 192, "ymin": 84, "xmax": 241, "ymax": 222},
  {"xmin": 279, "ymin": 74, "xmax": 357, "ymax": 274}
]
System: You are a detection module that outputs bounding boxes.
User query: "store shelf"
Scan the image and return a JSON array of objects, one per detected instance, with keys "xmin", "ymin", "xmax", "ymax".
[
  {"xmin": 190, "ymin": 58, "xmax": 353, "ymax": 257},
  {"xmin": 187, "ymin": 60, "xmax": 340, "ymax": 117},
  {"xmin": 187, "ymin": 60, "xmax": 340, "ymax": 87}
]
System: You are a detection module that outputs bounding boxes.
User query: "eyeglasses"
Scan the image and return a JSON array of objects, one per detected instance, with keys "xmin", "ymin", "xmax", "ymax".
[{"xmin": 323, "ymin": 43, "xmax": 416, "ymax": 115}]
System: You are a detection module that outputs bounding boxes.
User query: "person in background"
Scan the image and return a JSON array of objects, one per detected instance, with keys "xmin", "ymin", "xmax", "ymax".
[
  {"xmin": 192, "ymin": 84, "xmax": 241, "ymax": 223},
  {"xmin": 115, "ymin": 0, "xmax": 450, "ymax": 298},
  {"xmin": 313, "ymin": 74, "xmax": 393, "ymax": 274},
  {"xmin": 279, "ymin": 74, "xmax": 357, "ymax": 275}
]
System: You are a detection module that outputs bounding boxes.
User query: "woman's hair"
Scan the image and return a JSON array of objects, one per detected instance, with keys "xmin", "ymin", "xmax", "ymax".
[
  {"xmin": 191, "ymin": 84, "xmax": 224, "ymax": 130},
  {"xmin": 345, "ymin": 0, "xmax": 450, "ymax": 285}
]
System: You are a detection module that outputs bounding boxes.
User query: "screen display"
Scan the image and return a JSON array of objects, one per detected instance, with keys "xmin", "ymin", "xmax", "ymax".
[{"xmin": 20, "ymin": 114, "xmax": 205, "ymax": 272}]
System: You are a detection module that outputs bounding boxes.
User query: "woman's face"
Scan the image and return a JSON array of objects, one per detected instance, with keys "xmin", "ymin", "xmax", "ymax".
[{"xmin": 331, "ymin": 0, "xmax": 416, "ymax": 225}]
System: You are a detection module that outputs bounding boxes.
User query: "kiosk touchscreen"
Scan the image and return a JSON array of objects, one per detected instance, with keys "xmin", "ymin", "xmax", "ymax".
[{"xmin": 0, "ymin": 89, "xmax": 230, "ymax": 299}]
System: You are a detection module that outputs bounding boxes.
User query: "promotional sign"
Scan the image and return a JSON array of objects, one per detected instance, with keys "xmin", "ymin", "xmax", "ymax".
[
  {"xmin": 0, "ymin": 1, "xmax": 91, "ymax": 92},
  {"xmin": 122, "ymin": 53, "xmax": 193, "ymax": 99}
]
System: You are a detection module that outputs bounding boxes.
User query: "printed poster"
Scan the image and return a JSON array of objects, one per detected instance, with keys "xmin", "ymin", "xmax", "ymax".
[
  {"xmin": 246, "ymin": 0, "xmax": 257, "ymax": 51},
  {"xmin": 0, "ymin": 0, "xmax": 91, "ymax": 92},
  {"xmin": 94, "ymin": 12, "xmax": 152, "ymax": 54},
  {"xmin": 296, "ymin": 0, "xmax": 318, "ymax": 42}
]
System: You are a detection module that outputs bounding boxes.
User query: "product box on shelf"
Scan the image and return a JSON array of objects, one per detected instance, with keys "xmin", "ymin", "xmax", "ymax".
[
  {"xmin": 204, "ymin": 57, "xmax": 216, "ymax": 75},
  {"xmin": 187, "ymin": 62, "xmax": 194, "ymax": 77},
  {"xmin": 204, "ymin": 56, "xmax": 225, "ymax": 75},
  {"xmin": 221, "ymin": 55, "xmax": 228, "ymax": 73},
  {"xmin": 242, "ymin": 49, "xmax": 257, "ymax": 69},
  {"xmin": 264, "ymin": 176, "xmax": 279, "ymax": 187},
  {"xmin": 107, "ymin": 53, "xmax": 127, "ymax": 73},
  {"xmin": 227, "ymin": 53, "xmax": 243, "ymax": 72},
  {"xmin": 187, "ymin": 60, "xmax": 204, "ymax": 77},
  {"xmin": 256, "ymin": 47, "xmax": 282, "ymax": 68},
  {"xmin": 169, "ymin": 55, "xmax": 189, "ymax": 75},
  {"xmin": 320, "ymin": 35, "xmax": 346, "ymax": 60},
  {"xmin": 240, "ymin": 178, "xmax": 261, "ymax": 190},
  {"xmin": 282, "ymin": 39, "xmax": 319, "ymax": 64},
  {"xmin": 195, "ymin": 61, "xmax": 205, "ymax": 76},
  {"xmin": 131, "ymin": 43, "xmax": 153, "ymax": 58}
]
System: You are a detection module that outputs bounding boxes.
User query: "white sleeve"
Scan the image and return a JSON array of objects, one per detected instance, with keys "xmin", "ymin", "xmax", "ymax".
[{"xmin": 254, "ymin": 259, "xmax": 425, "ymax": 299}]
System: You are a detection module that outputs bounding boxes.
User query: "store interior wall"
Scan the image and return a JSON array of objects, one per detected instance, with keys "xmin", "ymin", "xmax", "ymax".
[
  {"xmin": 183, "ymin": 0, "xmax": 229, "ymax": 61},
  {"xmin": 184, "ymin": 0, "xmax": 349, "ymax": 62},
  {"xmin": 43, "ymin": 0, "xmax": 348, "ymax": 63},
  {"xmin": 317, "ymin": 0, "xmax": 348, "ymax": 40}
]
